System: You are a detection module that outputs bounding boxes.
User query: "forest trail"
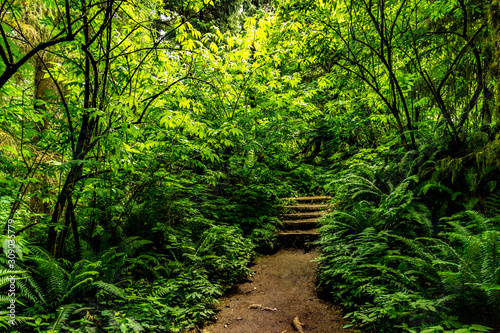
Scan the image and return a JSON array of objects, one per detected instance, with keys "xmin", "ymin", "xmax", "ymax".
[{"xmin": 202, "ymin": 197, "xmax": 354, "ymax": 333}]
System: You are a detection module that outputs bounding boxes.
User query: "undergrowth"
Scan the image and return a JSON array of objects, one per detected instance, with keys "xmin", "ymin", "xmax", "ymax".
[
  {"xmin": 317, "ymin": 161, "xmax": 500, "ymax": 332},
  {"xmin": 0, "ymin": 183, "xmax": 272, "ymax": 332}
]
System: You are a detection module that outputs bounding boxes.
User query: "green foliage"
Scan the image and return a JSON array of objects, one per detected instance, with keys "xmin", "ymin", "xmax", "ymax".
[
  {"xmin": 318, "ymin": 161, "xmax": 499, "ymax": 332},
  {"xmin": 324, "ymin": 163, "xmax": 430, "ymax": 236},
  {"xmin": 191, "ymin": 225, "xmax": 254, "ymax": 284},
  {"xmin": 0, "ymin": 245, "xmax": 123, "ymax": 330},
  {"xmin": 1, "ymin": 0, "xmax": 500, "ymax": 331},
  {"xmin": 69, "ymin": 223, "xmax": 254, "ymax": 332},
  {"xmin": 101, "ymin": 268, "xmax": 222, "ymax": 332},
  {"xmin": 0, "ymin": 221, "xmax": 255, "ymax": 332}
]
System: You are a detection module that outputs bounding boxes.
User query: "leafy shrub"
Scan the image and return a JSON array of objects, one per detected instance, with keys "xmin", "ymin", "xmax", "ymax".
[
  {"xmin": 99, "ymin": 268, "xmax": 222, "ymax": 332},
  {"xmin": 317, "ymin": 163, "xmax": 497, "ymax": 332}
]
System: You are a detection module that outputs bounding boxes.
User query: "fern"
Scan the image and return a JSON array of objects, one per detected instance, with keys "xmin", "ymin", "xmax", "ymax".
[
  {"xmin": 119, "ymin": 237, "xmax": 153, "ymax": 258},
  {"xmin": 325, "ymin": 163, "xmax": 430, "ymax": 236},
  {"xmin": 94, "ymin": 281, "xmax": 124, "ymax": 299},
  {"xmin": 0, "ymin": 251, "xmax": 48, "ymax": 309},
  {"xmin": 0, "ymin": 313, "xmax": 32, "ymax": 328},
  {"xmin": 51, "ymin": 303, "xmax": 81, "ymax": 331},
  {"xmin": 485, "ymin": 192, "xmax": 500, "ymax": 217},
  {"xmin": 15, "ymin": 275, "xmax": 46, "ymax": 306},
  {"xmin": 127, "ymin": 319, "xmax": 145, "ymax": 332},
  {"xmin": 27, "ymin": 247, "xmax": 69, "ymax": 306},
  {"xmin": 100, "ymin": 236, "xmax": 155, "ymax": 283},
  {"xmin": 403, "ymin": 217, "xmax": 500, "ymax": 322}
]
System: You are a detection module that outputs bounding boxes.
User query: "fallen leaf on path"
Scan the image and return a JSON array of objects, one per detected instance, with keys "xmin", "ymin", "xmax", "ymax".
[
  {"xmin": 261, "ymin": 306, "xmax": 277, "ymax": 311},
  {"xmin": 293, "ymin": 316, "xmax": 305, "ymax": 333}
]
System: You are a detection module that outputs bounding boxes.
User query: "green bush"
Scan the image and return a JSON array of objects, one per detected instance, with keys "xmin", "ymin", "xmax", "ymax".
[{"xmin": 317, "ymin": 163, "xmax": 497, "ymax": 332}]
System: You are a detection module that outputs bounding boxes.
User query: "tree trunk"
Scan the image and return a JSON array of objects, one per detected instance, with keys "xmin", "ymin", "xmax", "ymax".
[
  {"xmin": 489, "ymin": 0, "xmax": 500, "ymax": 122},
  {"xmin": 29, "ymin": 54, "xmax": 58, "ymax": 218},
  {"xmin": 34, "ymin": 55, "xmax": 57, "ymax": 131},
  {"xmin": 46, "ymin": 163, "xmax": 83, "ymax": 255}
]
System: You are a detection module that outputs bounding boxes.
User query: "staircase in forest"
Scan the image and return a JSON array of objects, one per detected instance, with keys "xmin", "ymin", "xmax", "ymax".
[{"xmin": 278, "ymin": 196, "xmax": 331, "ymax": 247}]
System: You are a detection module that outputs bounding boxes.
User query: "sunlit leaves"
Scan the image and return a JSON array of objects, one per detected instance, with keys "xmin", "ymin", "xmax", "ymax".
[
  {"xmin": 426, "ymin": 0, "xmax": 459, "ymax": 20},
  {"xmin": 209, "ymin": 42, "xmax": 219, "ymax": 53}
]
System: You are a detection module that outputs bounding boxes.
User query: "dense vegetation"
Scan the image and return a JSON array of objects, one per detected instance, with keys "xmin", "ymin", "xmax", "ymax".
[{"xmin": 1, "ymin": 0, "xmax": 499, "ymax": 332}]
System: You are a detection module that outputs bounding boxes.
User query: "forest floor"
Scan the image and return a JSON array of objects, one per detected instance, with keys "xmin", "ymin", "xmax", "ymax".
[{"xmin": 200, "ymin": 248, "xmax": 356, "ymax": 333}]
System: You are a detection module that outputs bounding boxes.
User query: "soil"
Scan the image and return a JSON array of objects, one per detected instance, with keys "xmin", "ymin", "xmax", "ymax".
[{"xmin": 200, "ymin": 248, "xmax": 355, "ymax": 333}]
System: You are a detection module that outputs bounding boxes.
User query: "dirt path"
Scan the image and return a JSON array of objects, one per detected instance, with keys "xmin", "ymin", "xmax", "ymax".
[{"xmin": 202, "ymin": 249, "xmax": 354, "ymax": 333}]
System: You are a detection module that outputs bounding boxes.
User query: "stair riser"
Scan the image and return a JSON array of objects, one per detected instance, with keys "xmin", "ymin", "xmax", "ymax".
[
  {"xmin": 278, "ymin": 233, "xmax": 319, "ymax": 239},
  {"xmin": 285, "ymin": 200, "xmax": 328, "ymax": 204},
  {"xmin": 282, "ymin": 196, "xmax": 332, "ymax": 204},
  {"xmin": 282, "ymin": 221, "xmax": 318, "ymax": 230},
  {"xmin": 281, "ymin": 213, "xmax": 325, "ymax": 220},
  {"xmin": 277, "ymin": 234, "xmax": 320, "ymax": 247},
  {"xmin": 283, "ymin": 205, "xmax": 328, "ymax": 212}
]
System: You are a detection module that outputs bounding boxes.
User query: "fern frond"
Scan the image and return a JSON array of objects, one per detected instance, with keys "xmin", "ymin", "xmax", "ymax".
[
  {"xmin": 51, "ymin": 303, "xmax": 81, "ymax": 331},
  {"xmin": 128, "ymin": 319, "xmax": 145, "ymax": 332},
  {"xmin": 486, "ymin": 192, "xmax": 500, "ymax": 217},
  {"xmin": 63, "ymin": 277, "xmax": 95, "ymax": 300},
  {"xmin": 16, "ymin": 276, "xmax": 47, "ymax": 306},
  {"xmin": 118, "ymin": 237, "xmax": 153, "ymax": 257},
  {"xmin": 388, "ymin": 235, "xmax": 437, "ymax": 263},
  {"xmin": 94, "ymin": 281, "xmax": 124, "ymax": 299},
  {"xmin": 152, "ymin": 284, "xmax": 173, "ymax": 298},
  {"xmin": 72, "ymin": 270, "xmax": 99, "ymax": 283},
  {"xmin": 0, "ymin": 314, "xmax": 32, "ymax": 325}
]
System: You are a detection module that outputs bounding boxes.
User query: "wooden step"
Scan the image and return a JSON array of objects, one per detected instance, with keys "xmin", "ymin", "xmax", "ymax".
[
  {"xmin": 277, "ymin": 196, "xmax": 329, "ymax": 249},
  {"xmin": 278, "ymin": 230, "xmax": 320, "ymax": 242},
  {"xmin": 283, "ymin": 204, "xmax": 329, "ymax": 212},
  {"xmin": 281, "ymin": 196, "xmax": 332, "ymax": 204},
  {"xmin": 281, "ymin": 211, "xmax": 326, "ymax": 220},
  {"xmin": 281, "ymin": 219, "xmax": 318, "ymax": 230}
]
